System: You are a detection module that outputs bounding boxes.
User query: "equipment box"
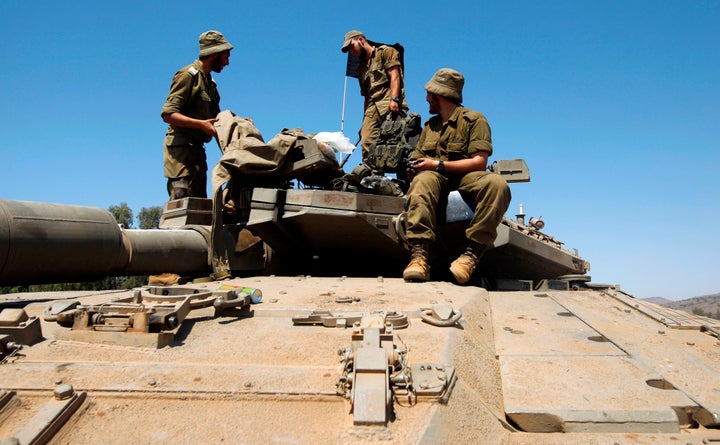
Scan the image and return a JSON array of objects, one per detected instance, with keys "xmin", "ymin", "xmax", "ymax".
[
  {"xmin": 159, "ymin": 197, "xmax": 213, "ymax": 228},
  {"xmin": 289, "ymin": 140, "xmax": 339, "ymax": 186}
]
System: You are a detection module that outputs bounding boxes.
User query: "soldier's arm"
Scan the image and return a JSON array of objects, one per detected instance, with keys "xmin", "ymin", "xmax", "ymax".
[
  {"xmin": 387, "ymin": 66, "xmax": 401, "ymax": 113},
  {"xmin": 162, "ymin": 112, "xmax": 218, "ymax": 137},
  {"xmin": 161, "ymin": 70, "xmax": 218, "ymax": 137}
]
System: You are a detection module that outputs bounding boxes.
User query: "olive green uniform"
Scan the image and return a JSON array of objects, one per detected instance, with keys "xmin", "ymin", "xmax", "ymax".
[
  {"xmin": 406, "ymin": 106, "xmax": 511, "ymax": 246},
  {"xmin": 356, "ymin": 46, "xmax": 408, "ymax": 160},
  {"xmin": 161, "ymin": 60, "xmax": 221, "ymax": 198}
]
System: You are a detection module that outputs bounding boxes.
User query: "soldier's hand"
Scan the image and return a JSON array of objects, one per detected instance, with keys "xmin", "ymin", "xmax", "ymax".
[
  {"xmin": 410, "ymin": 158, "xmax": 432, "ymax": 171},
  {"xmin": 406, "ymin": 166, "xmax": 416, "ymax": 182},
  {"xmin": 201, "ymin": 118, "xmax": 219, "ymax": 137}
]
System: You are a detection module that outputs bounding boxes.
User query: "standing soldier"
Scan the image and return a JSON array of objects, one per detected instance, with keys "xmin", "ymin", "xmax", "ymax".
[
  {"xmin": 161, "ymin": 30, "xmax": 233, "ymax": 199},
  {"xmin": 341, "ymin": 30, "xmax": 408, "ymax": 163}
]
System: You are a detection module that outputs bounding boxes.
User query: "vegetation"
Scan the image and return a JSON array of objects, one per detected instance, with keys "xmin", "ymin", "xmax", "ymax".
[
  {"xmin": 138, "ymin": 206, "xmax": 163, "ymax": 229},
  {"xmin": 692, "ymin": 308, "xmax": 720, "ymax": 320},
  {"xmin": 650, "ymin": 294, "xmax": 720, "ymax": 321},
  {"xmin": 0, "ymin": 203, "xmax": 163, "ymax": 295},
  {"xmin": 108, "ymin": 202, "xmax": 134, "ymax": 228}
]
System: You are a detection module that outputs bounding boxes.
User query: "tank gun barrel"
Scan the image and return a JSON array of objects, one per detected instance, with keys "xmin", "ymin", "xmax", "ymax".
[{"xmin": 0, "ymin": 199, "xmax": 210, "ymax": 286}]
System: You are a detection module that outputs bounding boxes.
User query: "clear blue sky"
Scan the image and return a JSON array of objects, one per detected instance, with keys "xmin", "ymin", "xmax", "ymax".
[{"xmin": 2, "ymin": 1, "xmax": 718, "ymax": 300}]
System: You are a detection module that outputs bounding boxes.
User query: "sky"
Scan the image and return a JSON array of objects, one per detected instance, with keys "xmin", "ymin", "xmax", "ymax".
[{"xmin": 1, "ymin": 1, "xmax": 718, "ymax": 300}]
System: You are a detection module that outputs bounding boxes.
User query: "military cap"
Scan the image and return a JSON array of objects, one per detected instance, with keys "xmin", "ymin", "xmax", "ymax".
[
  {"xmin": 425, "ymin": 68, "xmax": 464, "ymax": 103},
  {"xmin": 199, "ymin": 30, "xmax": 234, "ymax": 58},
  {"xmin": 341, "ymin": 30, "xmax": 364, "ymax": 53}
]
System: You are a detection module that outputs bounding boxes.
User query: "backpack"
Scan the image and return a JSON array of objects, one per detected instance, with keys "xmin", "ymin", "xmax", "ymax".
[{"xmin": 366, "ymin": 112, "xmax": 421, "ymax": 173}]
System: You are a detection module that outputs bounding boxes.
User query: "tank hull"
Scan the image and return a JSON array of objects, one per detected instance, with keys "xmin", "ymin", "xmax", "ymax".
[
  {"xmin": 2, "ymin": 277, "xmax": 718, "ymax": 444},
  {"xmin": 2, "ymin": 188, "xmax": 717, "ymax": 444}
]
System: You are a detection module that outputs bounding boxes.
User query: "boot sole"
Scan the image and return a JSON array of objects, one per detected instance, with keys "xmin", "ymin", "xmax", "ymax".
[
  {"xmin": 403, "ymin": 271, "xmax": 429, "ymax": 282},
  {"xmin": 449, "ymin": 264, "xmax": 471, "ymax": 284}
]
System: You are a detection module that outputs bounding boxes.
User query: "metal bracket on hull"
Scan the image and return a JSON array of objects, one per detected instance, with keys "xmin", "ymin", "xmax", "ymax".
[{"xmin": 332, "ymin": 314, "xmax": 455, "ymax": 425}]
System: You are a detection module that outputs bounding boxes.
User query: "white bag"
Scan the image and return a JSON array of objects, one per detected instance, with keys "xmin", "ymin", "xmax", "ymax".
[{"xmin": 313, "ymin": 132, "xmax": 356, "ymax": 154}]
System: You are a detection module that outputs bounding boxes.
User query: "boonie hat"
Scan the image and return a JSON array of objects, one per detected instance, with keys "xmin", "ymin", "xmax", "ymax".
[
  {"xmin": 199, "ymin": 30, "xmax": 234, "ymax": 57},
  {"xmin": 341, "ymin": 30, "xmax": 364, "ymax": 53},
  {"xmin": 425, "ymin": 68, "xmax": 464, "ymax": 103}
]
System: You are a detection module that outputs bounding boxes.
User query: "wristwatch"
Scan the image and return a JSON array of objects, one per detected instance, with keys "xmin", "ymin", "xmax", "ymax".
[
  {"xmin": 391, "ymin": 96, "xmax": 401, "ymax": 104},
  {"xmin": 436, "ymin": 160, "xmax": 445, "ymax": 172}
]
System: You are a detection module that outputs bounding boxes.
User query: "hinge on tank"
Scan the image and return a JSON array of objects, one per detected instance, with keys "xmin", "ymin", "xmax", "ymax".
[
  {"xmin": 333, "ymin": 313, "xmax": 456, "ymax": 425},
  {"xmin": 43, "ymin": 285, "xmax": 262, "ymax": 348},
  {"xmin": 292, "ymin": 309, "xmax": 408, "ymax": 329}
]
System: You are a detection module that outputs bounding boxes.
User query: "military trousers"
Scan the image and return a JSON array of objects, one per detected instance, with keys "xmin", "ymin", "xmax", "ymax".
[
  {"xmin": 360, "ymin": 103, "xmax": 383, "ymax": 163},
  {"xmin": 163, "ymin": 140, "xmax": 208, "ymax": 199},
  {"xmin": 405, "ymin": 170, "xmax": 511, "ymax": 246}
]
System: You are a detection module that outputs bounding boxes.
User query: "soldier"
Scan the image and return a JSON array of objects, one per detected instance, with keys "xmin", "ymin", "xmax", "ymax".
[
  {"xmin": 341, "ymin": 30, "xmax": 408, "ymax": 162},
  {"xmin": 161, "ymin": 30, "xmax": 234, "ymax": 199},
  {"xmin": 403, "ymin": 68, "xmax": 511, "ymax": 284}
]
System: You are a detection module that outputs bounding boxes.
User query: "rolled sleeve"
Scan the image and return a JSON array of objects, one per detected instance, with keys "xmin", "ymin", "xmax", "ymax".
[
  {"xmin": 467, "ymin": 118, "xmax": 493, "ymax": 156},
  {"xmin": 161, "ymin": 71, "xmax": 193, "ymax": 117}
]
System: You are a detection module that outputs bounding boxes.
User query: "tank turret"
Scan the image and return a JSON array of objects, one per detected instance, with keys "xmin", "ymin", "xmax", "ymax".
[{"xmin": 1, "ymin": 158, "xmax": 587, "ymax": 288}]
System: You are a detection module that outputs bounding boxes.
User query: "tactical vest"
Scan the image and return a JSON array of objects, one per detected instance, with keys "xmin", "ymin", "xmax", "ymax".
[{"xmin": 366, "ymin": 112, "xmax": 421, "ymax": 173}]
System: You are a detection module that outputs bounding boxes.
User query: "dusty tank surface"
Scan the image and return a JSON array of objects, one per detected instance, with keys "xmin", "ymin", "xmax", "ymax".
[{"xmin": 1, "ymin": 147, "xmax": 719, "ymax": 444}]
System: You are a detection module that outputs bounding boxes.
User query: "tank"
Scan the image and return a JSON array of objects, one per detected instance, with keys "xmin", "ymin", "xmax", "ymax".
[{"xmin": 1, "ymin": 146, "xmax": 719, "ymax": 444}]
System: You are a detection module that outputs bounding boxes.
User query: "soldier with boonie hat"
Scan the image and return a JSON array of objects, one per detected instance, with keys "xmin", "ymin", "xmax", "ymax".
[
  {"xmin": 402, "ymin": 68, "xmax": 511, "ymax": 286},
  {"xmin": 160, "ymin": 30, "xmax": 234, "ymax": 200},
  {"xmin": 424, "ymin": 67, "xmax": 464, "ymax": 103},
  {"xmin": 199, "ymin": 30, "xmax": 234, "ymax": 57}
]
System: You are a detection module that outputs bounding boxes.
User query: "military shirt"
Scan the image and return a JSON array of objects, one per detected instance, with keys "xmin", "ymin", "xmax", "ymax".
[
  {"xmin": 357, "ymin": 46, "xmax": 407, "ymax": 111},
  {"xmin": 161, "ymin": 60, "xmax": 221, "ymax": 145},
  {"xmin": 413, "ymin": 106, "xmax": 493, "ymax": 161}
]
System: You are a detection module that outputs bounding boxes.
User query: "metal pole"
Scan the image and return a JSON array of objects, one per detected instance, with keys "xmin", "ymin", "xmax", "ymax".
[{"xmin": 341, "ymin": 76, "xmax": 348, "ymax": 133}]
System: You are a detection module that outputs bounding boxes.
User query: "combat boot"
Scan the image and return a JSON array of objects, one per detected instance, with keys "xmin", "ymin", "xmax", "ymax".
[
  {"xmin": 148, "ymin": 272, "xmax": 181, "ymax": 286},
  {"xmin": 449, "ymin": 242, "xmax": 487, "ymax": 285},
  {"xmin": 403, "ymin": 242, "xmax": 430, "ymax": 282}
]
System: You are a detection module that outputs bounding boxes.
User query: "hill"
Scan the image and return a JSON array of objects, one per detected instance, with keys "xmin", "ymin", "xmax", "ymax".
[{"xmin": 644, "ymin": 293, "xmax": 720, "ymax": 320}]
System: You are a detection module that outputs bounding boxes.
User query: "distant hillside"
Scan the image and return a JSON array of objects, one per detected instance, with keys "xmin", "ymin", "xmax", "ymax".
[{"xmin": 644, "ymin": 293, "xmax": 720, "ymax": 320}]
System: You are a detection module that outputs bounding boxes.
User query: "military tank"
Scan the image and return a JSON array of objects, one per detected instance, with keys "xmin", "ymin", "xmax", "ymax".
[{"xmin": 1, "ymin": 144, "xmax": 719, "ymax": 444}]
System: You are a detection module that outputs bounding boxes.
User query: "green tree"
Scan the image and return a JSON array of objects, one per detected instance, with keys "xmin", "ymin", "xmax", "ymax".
[
  {"xmin": 108, "ymin": 202, "xmax": 134, "ymax": 228},
  {"xmin": 138, "ymin": 206, "xmax": 163, "ymax": 229}
]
